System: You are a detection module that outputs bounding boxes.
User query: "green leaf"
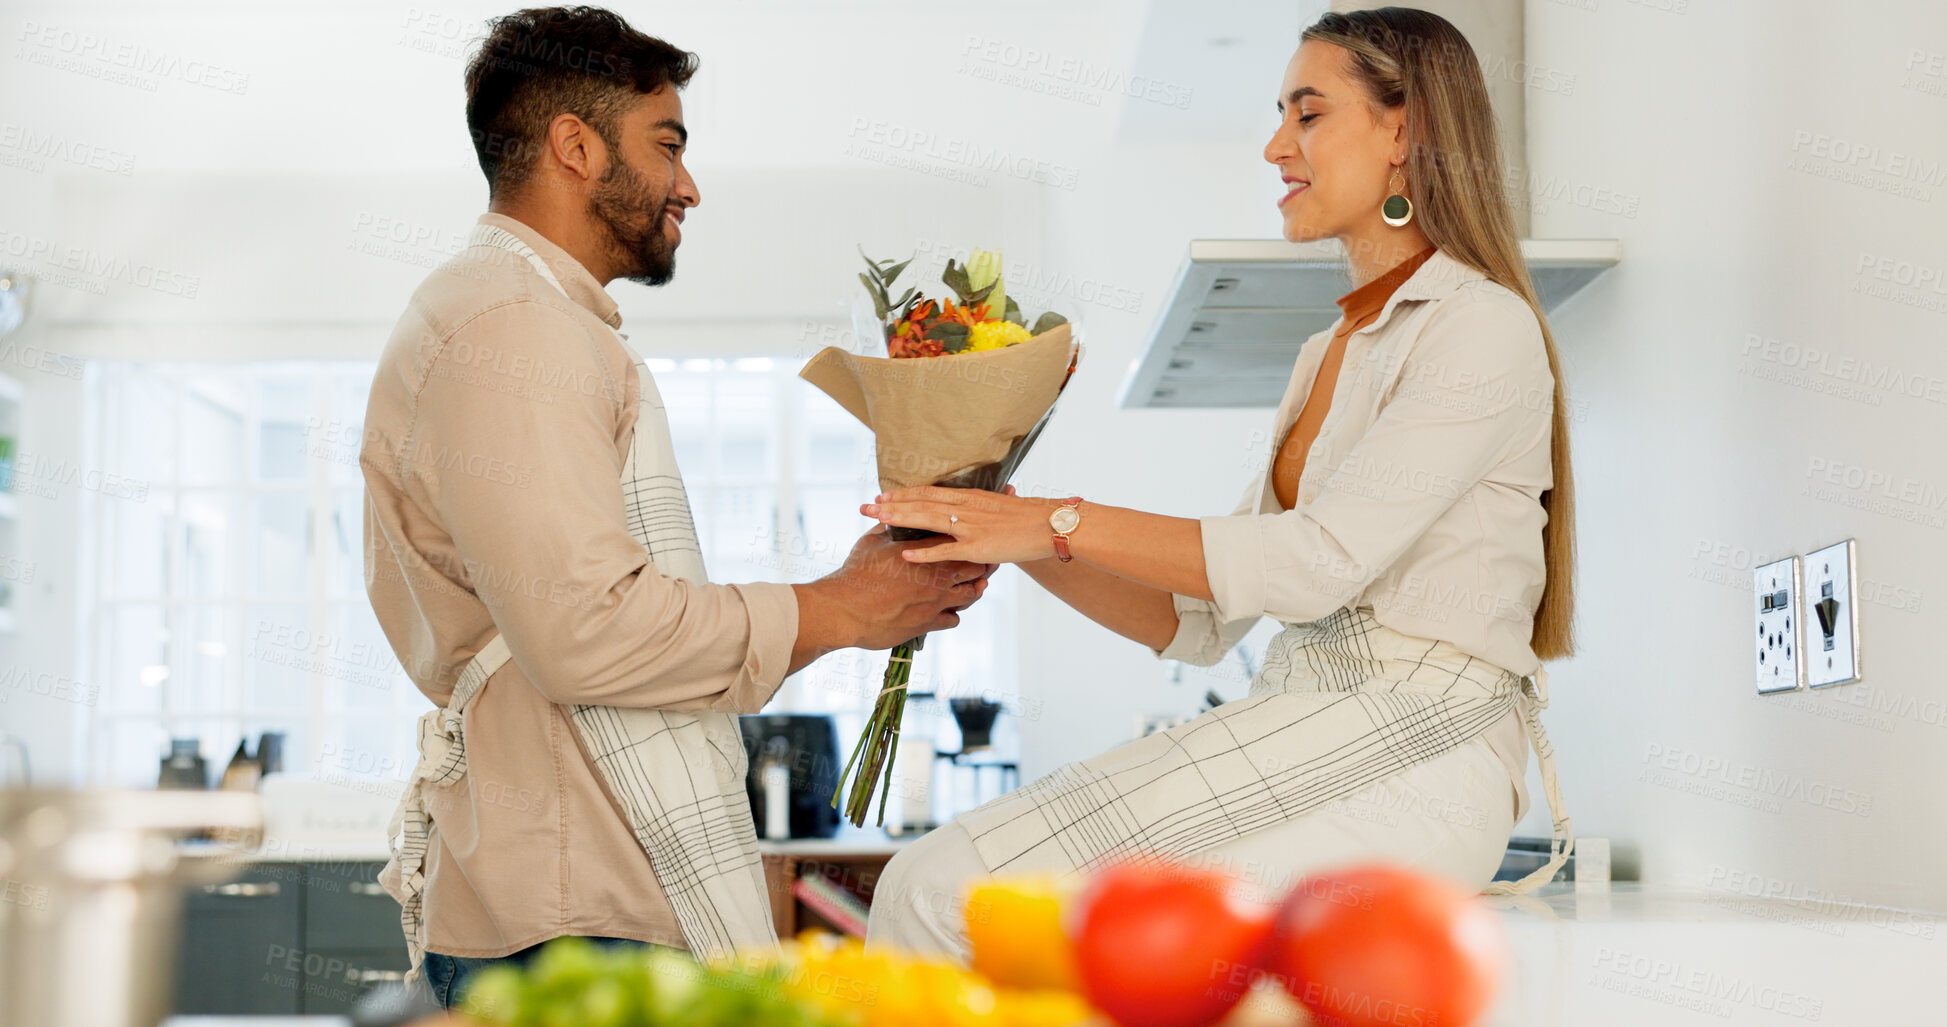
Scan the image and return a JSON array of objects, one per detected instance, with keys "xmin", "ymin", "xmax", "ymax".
[
  {"xmin": 859, "ymin": 272, "xmax": 889, "ymax": 320},
  {"xmin": 882, "ymin": 256, "xmax": 913, "ymax": 283},
  {"xmin": 1030, "ymin": 311, "xmax": 1068, "ymax": 335},
  {"xmin": 968, "ymin": 282, "xmax": 996, "ymax": 307},
  {"xmin": 1004, "ymin": 295, "xmax": 1025, "ymax": 326},
  {"xmin": 940, "ymin": 259, "xmax": 974, "ymax": 304},
  {"xmin": 926, "ymin": 321, "xmax": 971, "ymax": 351}
]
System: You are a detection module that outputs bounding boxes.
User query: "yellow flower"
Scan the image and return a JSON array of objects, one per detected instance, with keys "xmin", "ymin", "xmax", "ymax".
[{"xmin": 967, "ymin": 320, "xmax": 1032, "ymax": 352}]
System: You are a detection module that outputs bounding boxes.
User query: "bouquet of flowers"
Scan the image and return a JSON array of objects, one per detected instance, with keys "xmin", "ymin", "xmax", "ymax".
[{"xmin": 800, "ymin": 247, "xmax": 1082, "ymax": 827}]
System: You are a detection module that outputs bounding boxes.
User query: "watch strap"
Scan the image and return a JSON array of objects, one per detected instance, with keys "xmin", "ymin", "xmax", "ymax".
[{"xmin": 1051, "ymin": 496, "xmax": 1082, "ymax": 563}]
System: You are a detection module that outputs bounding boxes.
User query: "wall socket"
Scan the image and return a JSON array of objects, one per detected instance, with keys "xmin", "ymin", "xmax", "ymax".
[
  {"xmin": 1803, "ymin": 538, "xmax": 1862, "ymax": 688},
  {"xmin": 1754, "ymin": 555, "xmax": 1804, "ymax": 695}
]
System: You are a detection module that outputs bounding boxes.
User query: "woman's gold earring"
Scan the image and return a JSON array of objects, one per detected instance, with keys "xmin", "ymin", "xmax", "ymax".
[{"xmin": 1382, "ymin": 166, "xmax": 1413, "ymax": 227}]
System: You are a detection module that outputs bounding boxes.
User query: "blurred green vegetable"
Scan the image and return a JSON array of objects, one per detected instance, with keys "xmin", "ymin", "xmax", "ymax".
[{"xmin": 456, "ymin": 938, "xmax": 850, "ymax": 1027}]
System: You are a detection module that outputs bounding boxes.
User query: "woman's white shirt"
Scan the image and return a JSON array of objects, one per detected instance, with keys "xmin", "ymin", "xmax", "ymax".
[{"xmin": 1158, "ymin": 248, "xmax": 1557, "ymax": 680}]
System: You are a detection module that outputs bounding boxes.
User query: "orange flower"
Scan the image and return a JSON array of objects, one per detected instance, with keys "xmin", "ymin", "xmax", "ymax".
[{"xmin": 939, "ymin": 299, "xmax": 990, "ymax": 327}]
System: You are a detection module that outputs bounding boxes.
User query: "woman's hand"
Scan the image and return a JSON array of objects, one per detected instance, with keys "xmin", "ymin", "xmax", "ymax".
[{"xmin": 862, "ymin": 485, "xmax": 1057, "ymax": 565}]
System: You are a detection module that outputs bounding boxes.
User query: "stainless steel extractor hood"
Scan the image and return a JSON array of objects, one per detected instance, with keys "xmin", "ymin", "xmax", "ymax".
[{"xmin": 1117, "ymin": 238, "xmax": 1620, "ymax": 409}]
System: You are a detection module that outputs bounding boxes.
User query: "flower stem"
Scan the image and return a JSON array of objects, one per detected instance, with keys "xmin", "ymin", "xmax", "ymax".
[{"xmin": 837, "ymin": 636, "xmax": 921, "ymax": 828}]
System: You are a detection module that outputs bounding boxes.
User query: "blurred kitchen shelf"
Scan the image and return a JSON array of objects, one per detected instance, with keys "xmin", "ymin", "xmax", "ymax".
[{"xmin": 1119, "ymin": 238, "xmax": 1621, "ymax": 409}]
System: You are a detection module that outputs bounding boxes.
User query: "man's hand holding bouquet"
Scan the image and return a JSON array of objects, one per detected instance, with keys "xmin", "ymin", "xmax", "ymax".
[{"xmin": 799, "ymin": 247, "xmax": 1081, "ymax": 827}]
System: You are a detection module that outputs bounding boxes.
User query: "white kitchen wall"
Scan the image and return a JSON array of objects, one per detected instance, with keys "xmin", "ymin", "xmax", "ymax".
[{"xmin": 1513, "ymin": 0, "xmax": 1947, "ymax": 911}]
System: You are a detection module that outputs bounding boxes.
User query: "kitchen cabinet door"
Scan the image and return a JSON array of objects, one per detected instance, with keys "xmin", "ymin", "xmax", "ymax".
[
  {"xmin": 301, "ymin": 860, "xmax": 409, "ymax": 1013},
  {"xmin": 172, "ymin": 863, "xmax": 305, "ymax": 1015},
  {"xmin": 303, "ymin": 859, "xmax": 405, "ymax": 949},
  {"xmin": 295, "ymin": 947, "xmax": 410, "ymax": 1014}
]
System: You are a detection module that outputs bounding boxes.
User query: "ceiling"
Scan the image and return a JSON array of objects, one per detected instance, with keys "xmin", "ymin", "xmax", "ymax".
[
  {"xmin": 0, "ymin": 0, "xmax": 1326, "ymax": 349},
  {"xmin": 0, "ymin": 0, "xmax": 1315, "ymax": 175}
]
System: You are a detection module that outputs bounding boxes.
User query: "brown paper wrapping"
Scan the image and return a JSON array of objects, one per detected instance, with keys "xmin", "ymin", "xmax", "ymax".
[{"xmin": 798, "ymin": 323, "xmax": 1079, "ymax": 494}]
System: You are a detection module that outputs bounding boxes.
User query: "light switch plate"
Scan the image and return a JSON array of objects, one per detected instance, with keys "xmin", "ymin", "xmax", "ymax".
[
  {"xmin": 1754, "ymin": 555, "xmax": 1803, "ymax": 695},
  {"xmin": 1803, "ymin": 538, "xmax": 1861, "ymax": 688}
]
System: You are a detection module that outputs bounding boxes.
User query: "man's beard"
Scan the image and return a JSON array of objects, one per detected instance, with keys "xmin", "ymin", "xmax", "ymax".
[{"xmin": 589, "ymin": 155, "xmax": 676, "ymax": 286}]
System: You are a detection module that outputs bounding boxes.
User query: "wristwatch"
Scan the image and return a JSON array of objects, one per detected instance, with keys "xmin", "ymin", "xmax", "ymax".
[{"xmin": 1049, "ymin": 496, "xmax": 1084, "ymax": 563}]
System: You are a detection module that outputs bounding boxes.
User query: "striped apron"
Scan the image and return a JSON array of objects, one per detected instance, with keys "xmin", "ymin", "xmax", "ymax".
[
  {"xmin": 379, "ymin": 224, "xmax": 778, "ymax": 977},
  {"xmin": 955, "ymin": 603, "xmax": 1571, "ymax": 895}
]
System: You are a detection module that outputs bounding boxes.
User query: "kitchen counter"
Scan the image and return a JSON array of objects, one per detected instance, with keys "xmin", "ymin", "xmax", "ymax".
[
  {"xmin": 177, "ymin": 825, "xmax": 918, "ymax": 865},
  {"xmin": 177, "ymin": 838, "xmax": 395, "ymax": 863},
  {"xmin": 163, "ymin": 1019, "xmax": 351, "ymax": 1026},
  {"xmin": 1484, "ymin": 881, "xmax": 1941, "ymax": 1024},
  {"xmin": 755, "ymin": 822, "xmax": 918, "ymax": 857},
  {"xmin": 158, "ymin": 880, "xmax": 1945, "ymax": 1026}
]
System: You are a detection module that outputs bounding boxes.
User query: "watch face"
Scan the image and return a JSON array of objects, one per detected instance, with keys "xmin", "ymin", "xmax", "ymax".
[{"xmin": 1050, "ymin": 506, "xmax": 1081, "ymax": 533}]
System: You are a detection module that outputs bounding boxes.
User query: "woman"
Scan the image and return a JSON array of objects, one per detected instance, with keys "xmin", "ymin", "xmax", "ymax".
[{"xmin": 861, "ymin": 7, "xmax": 1578, "ymax": 961}]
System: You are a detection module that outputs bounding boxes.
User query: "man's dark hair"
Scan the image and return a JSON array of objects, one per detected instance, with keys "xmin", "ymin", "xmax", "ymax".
[{"xmin": 464, "ymin": 6, "xmax": 696, "ymax": 197}]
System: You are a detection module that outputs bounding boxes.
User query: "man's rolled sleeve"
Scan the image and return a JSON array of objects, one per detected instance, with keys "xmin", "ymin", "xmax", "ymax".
[{"xmin": 727, "ymin": 581, "xmax": 802, "ymax": 708}]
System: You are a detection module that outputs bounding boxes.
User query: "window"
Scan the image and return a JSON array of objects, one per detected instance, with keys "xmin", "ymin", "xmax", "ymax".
[
  {"xmin": 81, "ymin": 358, "xmax": 1014, "ymax": 787},
  {"xmin": 83, "ymin": 361, "xmax": 407, "ymax": 787},
  {"xmin": 650, "ymin": 356, "xmax": 1019, "ymax": 732}
]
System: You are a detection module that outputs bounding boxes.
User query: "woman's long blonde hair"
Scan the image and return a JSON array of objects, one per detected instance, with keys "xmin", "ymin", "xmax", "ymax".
[{"xmin": 1303, "ymin": 7, "xmax": 1577, "ymax": 661}]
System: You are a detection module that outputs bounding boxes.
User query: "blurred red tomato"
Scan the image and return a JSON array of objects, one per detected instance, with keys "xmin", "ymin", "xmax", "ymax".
[
  {"xmin": 1071, "ymin": 861, "xmax": 1275, "ymax": 1027},
  {"xmin": 1271, "ymin": 864, "xmax": 1507, "ymax": 1027}
]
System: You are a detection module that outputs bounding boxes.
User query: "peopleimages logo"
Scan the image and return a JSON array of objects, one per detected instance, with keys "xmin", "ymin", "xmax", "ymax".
[
  {"xmin": 907, "ymin": 239, "xmax": 1144, "ymax": 316},
  {"xmin": 14, "ymin": 20, "xmax": 250, "ymax": 95},
  {"xmin": 1790, "ymin": 130, "xmax": 1947, "ymax": 186},
  {"xmin": 846, "ymin": 118, "xmax": 1081, "ymax": 191},
  {"xmin": 1856, "ymin": 252, "xmax": 1947, "ymax": 291},
  {"xmin": 0, "ymin": 123, "xmax": 136, "ymax": 176},
  {"xmin": 1741, "ymin": 333, "xmax": 1947, "ymax": 407},
  {"xmin": 0, "ymin": 338, "xmax": 85, "ymax": 380},
  {"xmin": 9, "ymin": 452, "xmax": 150, "ymax": 502},
  {"xmin": 1804, "ymin": 457, "xmax": 1947, "ymax": 512},
  {"xmin": 0, "ymin": 230, "xmax": 199, "ymax": 299},
  {"xmin": 1640, "ymin": 743, "xmax": 1874, "ymax": 817},
  {"xmin": 1590, "ymin": 946, "xmax": 1824, "ymax": 1021},
  {"xmin": 958, "ymin": 35, "xmax": 1194, "ymax": 110}
]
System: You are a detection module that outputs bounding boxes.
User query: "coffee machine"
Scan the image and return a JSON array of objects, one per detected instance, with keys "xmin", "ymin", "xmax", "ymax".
[{"xmin": 738, "ymin": 715, "xmax": 841, "ymax": 840}]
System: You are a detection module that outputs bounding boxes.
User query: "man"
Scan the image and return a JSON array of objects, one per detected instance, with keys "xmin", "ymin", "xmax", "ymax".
[{"xmin": 360, "ymin": 6, "xmax": 992, "ymax": 1006}]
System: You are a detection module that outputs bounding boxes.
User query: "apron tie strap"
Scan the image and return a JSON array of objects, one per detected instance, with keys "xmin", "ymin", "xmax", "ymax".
[
  {"xmin": 1483, "ymin": 664, "xmax": 1574, "ymax": 896},
  {"xmin": 380, "ymin": 632, "xmax": 511, "ymax": 979}
]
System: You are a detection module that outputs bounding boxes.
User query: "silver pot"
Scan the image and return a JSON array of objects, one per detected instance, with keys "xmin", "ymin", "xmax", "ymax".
[{"xmin": 0, "ymin": 789, "xmax": 263, "ymax": 1027}]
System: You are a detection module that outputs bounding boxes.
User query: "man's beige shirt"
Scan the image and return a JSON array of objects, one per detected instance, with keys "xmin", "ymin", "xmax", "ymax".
[{"xmin": 361, "ymin": 213, "xmax": 799, "ymax": 958}]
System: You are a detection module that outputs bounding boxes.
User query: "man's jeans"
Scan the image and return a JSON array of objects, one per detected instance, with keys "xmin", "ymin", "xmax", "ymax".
[{"xmin": 423, "ymin": 936, "xmax": 667, "ymax": 1009}]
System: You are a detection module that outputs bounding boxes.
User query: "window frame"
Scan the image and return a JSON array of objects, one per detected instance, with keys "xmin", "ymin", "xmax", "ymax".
[{"xmin": 80, "ymin": 356, "xmax": 1017, "ymax": 787}]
